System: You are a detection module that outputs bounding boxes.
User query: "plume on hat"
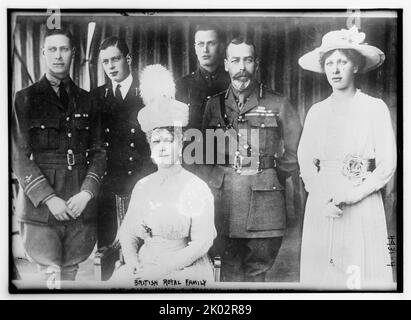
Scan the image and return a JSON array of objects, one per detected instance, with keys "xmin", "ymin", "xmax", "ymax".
[{"xmin": 138, "ymin": 64, "xmax": 188, "ymax": 133}]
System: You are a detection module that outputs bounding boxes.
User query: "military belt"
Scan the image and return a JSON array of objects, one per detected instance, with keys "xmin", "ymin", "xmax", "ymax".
[
  {"xmin": 219, "ymin": 155, "xmax": 276, "ymax": 169},
  {"xmin": 33, "ymin": 152, "xmax": 86, "ymax": 166}
]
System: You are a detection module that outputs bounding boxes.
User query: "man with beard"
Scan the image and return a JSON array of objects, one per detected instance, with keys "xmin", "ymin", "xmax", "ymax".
[
  {"xmin": 91, "ymin": 37, "xmax": 156, "ymax": 251},
  {"xmin": 202, "ymin": 36, "xmax": 302, "ymax": 282}
]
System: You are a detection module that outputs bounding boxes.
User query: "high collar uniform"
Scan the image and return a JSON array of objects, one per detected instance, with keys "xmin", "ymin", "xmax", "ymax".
[
  {"xmin": 11, "ymin": 74, "xmax": 106, "ymax": 280},
  {"xmin": 201, "ymin": 82, "xmax": 302, "ymax": 281}
]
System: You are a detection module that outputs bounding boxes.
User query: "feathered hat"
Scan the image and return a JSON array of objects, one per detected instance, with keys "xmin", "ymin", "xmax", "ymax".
[
  {"xmin": 298, "ymin": 26, "xmax": 385, "ymax": 74},
  {"xmin": 138, "ymin": 64, "xmax": 188, "ymax": 133}
]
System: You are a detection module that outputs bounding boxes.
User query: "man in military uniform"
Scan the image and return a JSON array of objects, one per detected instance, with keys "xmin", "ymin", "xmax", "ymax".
[
  {"xmin": 176, "ymin": 23, "xmax": 230, "ymax": 131},
  {"xmin": 91, "ymin": 37, "xmax": 156, "ymax": 249},
  {"xmin": 202, "ymin": 37, "xmax": 302, "ymax": 282},
  {"xmin": 11, "ymin": 27, "xmax": 106, "ymax": 282}
]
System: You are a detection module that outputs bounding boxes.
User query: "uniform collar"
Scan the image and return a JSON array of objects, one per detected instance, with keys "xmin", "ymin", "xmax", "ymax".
[
  {"xmin": 198, "ymin": 64, "xmax": 225, "ymax": 81},
  {"xmin": 45, "ymin": 72, "xmax": 71, "ymax": 93},
  {"xmin": 225, "ymin": 81, "xmax": 259, "ymax": 115},
  {"xmin": 111, "ymin": 73, "xmax": 133, "ymax": 97}
]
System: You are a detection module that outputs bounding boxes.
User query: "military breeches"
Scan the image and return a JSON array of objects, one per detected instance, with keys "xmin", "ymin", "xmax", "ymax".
[
  {"xmin": 219, "ymin": 236, "xmax": 283, "ymax": 282},
  {"xmin": 20, "ymin": 219, "xmax": 96, "ymax": 280}
]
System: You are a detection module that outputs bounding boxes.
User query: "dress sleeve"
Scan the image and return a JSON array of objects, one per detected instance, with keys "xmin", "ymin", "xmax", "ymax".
[
  {"xmin": 297, "ymin": 105, "xmax": 322, "ymax": 194},
  {"xmin": 349, "ymin": 100, "xmax": 396, "ymax": 199},
  {"xmin": 119, "ymin": 181, "xmax": 146, "ymax": 267},
  {"xmin": 165, "ymin": 180, "xmax": 216, "ymax": 273}
]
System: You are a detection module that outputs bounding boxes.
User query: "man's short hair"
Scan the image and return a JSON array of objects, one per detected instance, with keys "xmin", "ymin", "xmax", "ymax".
[
  {"xmin": 44, "ymin": 25, "xmax": 75, "ymax": 47},
  {"xmin": 194, "ymin": 23, "xmax": 224, "ymax": 42},
  {"xmin": 99, "ymin": 36, "xmax": 130, "ymax": 57},
  {"xmin": 226, "ymin": 36, "xmax": 257, "ymax": 59}
]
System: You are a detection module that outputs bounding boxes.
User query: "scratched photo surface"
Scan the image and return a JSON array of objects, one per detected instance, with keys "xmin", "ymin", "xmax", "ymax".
[{"xmin": 9, "ymin": 9, "xmax": 400, "ymax": 292}]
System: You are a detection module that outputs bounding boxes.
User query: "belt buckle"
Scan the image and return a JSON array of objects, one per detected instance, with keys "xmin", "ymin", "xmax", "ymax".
[
  {"xmin": 67, "ymin": 149, "xmax": 75, "ymax": 166},
  {"xmin": 232, "ymin": 151, "xmax": 243, "ymax": 173}
]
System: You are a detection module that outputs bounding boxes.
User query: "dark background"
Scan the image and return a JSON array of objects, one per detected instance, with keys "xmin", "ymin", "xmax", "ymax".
[{"xmin": 9, "ymin": 10, "xmax": 399, "ymax": 283}]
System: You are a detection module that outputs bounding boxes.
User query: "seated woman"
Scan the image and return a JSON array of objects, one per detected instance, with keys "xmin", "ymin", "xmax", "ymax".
[
  {"xmin": 110, "ymin": 65, "xmax": 216, "ymax": 287},
  {"xmin": 297, "ymin": 26, "xmax": 396, "ymax": 290}
]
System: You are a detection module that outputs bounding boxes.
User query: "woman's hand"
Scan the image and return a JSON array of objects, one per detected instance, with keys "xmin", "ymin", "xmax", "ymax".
[
  {"xmin": 322, "ymin": 201, "xmax": 343, "ymax": 218},
  {"xmin": 333, "ymin": 187, "xmax": 365, "ymax": 206}
]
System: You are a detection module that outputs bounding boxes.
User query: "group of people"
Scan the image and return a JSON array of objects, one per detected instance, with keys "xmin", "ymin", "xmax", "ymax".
[{"xmin": 11, "ymin": 21, "xmax": 396, "ymax": 290}]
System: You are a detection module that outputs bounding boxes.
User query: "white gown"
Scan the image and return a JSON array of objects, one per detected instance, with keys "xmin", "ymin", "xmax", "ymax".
[
  {"xmin": 297, "ymin": 90, "xmax": 396, "ymax": 290},
  {"xmin": 110, "ymin": 166, "xmax": 216, "ymax": 288}
]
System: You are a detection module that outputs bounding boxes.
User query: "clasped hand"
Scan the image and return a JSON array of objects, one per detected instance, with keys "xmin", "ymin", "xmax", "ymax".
[{"xmin": 46, "ymin": 191, "xmax": 92, "ymax": 221}]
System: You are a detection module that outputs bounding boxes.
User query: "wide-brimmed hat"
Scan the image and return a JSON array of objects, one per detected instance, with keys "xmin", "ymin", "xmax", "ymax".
[
  {"xmin": 298, "ymin": 26, "xmax": 385, "ymax": 73},
  {"xmin": 138, "ymin": 64, "xmax": 188, "ymax": 133}
]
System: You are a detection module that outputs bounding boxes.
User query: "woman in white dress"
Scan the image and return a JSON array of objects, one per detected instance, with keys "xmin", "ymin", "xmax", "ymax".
[
  {"xmin": 297, "ymin": 26, "xmax": 396, "ymax": 290},
  {"xmin": 110, "ymin": 65, "xmax": 216, "ymax": 287}
]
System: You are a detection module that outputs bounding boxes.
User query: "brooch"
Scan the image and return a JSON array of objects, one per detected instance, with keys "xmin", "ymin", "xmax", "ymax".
[
  {"xmin": 141, "ymin": 222, "xmax": 153, "ymax": 237},
  {"xmin": 342, "ymin": 155, "xmax": 370, "ymax": 186}
]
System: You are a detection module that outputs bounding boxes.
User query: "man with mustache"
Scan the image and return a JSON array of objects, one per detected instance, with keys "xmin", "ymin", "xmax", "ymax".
[
  {"xmin": 202, "ymin": 36, "xmax": 302, "ymax": 282},
  {"xmin": 11, "ymin": 27, "xmax": 106, "ymax": 283},
  {"xmin": 91, "ymin": 37, "xmax": 156, "ymax": 255}
]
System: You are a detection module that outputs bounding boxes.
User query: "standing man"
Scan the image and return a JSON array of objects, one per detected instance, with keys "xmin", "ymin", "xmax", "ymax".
[
  {"xmin": 202, "ymin": 36, "xmax": 302, "ymax": 282},
  {"xmin": 176, "ymin": 23, "xmax": 230, "ymax": 132},
  {"xmin": 91, "ymin": 37, "xmax": 156, "ymax": 249},
  {"xmin": 11, "ymin": 27, "xmax": 106, "ymax": 282}
]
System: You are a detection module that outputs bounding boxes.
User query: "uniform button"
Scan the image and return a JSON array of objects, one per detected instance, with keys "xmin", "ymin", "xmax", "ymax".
[
  {"xmin": 129, "ymin": 157, "xmax": 134, "ymax": 161},
  {"xmin": 66, "ymin": 117, "xmax": 70, "ymax": 121},
  {"xmin": 243, "ymin": 144, "xmax": 249, "ymax": 149},
  {"xmin": 68, "ymin": 165, "xmax": 73, "ymax": 171},
  {"xmin": 85, "ymin": 126, "xmax": 89, "ymax": 130},
  {"xmin": 238, "ymin": 133, "xmax": 242, "ymax": 137},
  {"xmin": 104, "ymin": 171, "xmax": 107, "ymax": 176},
  {"xmin": 40, "ymin": 125, "xmax": 45, "ymax": 129},
  {"xmin": 130, "ymin": 128, "xmax": 135, "ymax": 134},
  {"xmin": 273, "ymin": 186, "xmax": 277, "ymax": 190},
  {"xmin": 67, "ymin": 132, "xmax": 72, "ymax": 138},
  {"xmin": 127, "ymin": 171, "xmax": 132, "ymax": 175},
  {"xmin": 87, "ymin": 160, "xmax": 90, "ymax": 165},
  {"xmin": 105, "ymin": 142, "xmax": 109, "ymax": 147},
  {"xmin": 130, "ymin": 142, "xmax": 135, "ymax": 148},
  {"xmin": 261, "ymin": 124, "xmax": 265, "ymax": 128},
  {"xmin": 105, "ymin": 128, "xmax": 110, "ymax": 133},
  {"xmin": 85, "ymin": 152, "xmax": 88, "ymax": 157}
]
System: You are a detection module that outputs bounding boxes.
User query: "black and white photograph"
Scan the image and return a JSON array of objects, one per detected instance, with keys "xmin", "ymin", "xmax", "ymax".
[{"xmin": 8, "ymin": 8, "xmax": 401, "ymax": 293}]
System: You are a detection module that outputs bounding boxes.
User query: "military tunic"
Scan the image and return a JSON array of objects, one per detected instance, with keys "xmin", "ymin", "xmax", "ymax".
[
  {"xmin": 91, "ymin": 76, "xmax": 157, "ymax": 248},
  {"xmin": 202, "ymin": 82, "xmax": 302, "ymax": 281},
  {"xmin": 176, "ymin": 65, "xmax": 230, "ymax": 130},
  {"xmin": 11, "ymin": 75, "xmax": 106, "ymax": 279}
]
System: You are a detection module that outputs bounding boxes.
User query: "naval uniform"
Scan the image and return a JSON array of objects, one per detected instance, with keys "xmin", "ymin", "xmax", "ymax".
[
  {"xmin": 202, "ymin": 81, "xmax": 302, "ymax": 282},
  {"xmin": 11, "ymin": 74, "xmax": 106, "ymax": 280},
  {"xmin": 91, "ymin": 74, "xmax": 157, "ymax": 249}
]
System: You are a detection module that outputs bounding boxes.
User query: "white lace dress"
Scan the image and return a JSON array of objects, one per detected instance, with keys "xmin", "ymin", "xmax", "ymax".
[
  {"xmin": 298, "ymin": 90, "xmax": 396, "ymax": 290},
  {"xmin": 110, "ymin": 166, "xmax": 216, "ymax": 287}
]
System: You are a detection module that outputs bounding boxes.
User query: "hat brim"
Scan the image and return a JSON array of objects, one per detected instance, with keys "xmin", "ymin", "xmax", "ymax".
[{"xmin": 298, "ymin": 44, "xmax": 385, "ymax": 74}]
